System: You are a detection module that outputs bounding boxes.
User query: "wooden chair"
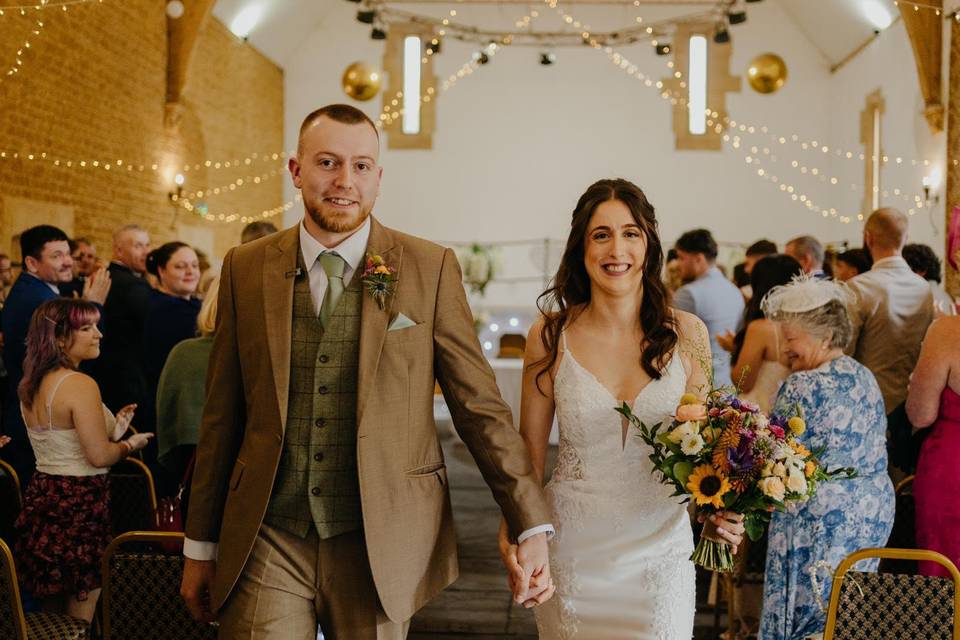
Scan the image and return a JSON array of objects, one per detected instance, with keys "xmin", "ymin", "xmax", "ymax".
[
  {"xmin": 108, "ymin": 458, "xmax": 157, "ymax": 536},
  {"xmin": 0, "ymin": 538, "xmax": 89, "ymax": 639},
  {"xmin": 100, "ymin": 532, "xmax": 217, "ymax": 640},
  {"xmin": 0, "ymin": 459, "xmax": 22, "ymax": 545},
  {"xmin": 823, "ymin": 548, "xmax": 960, "ymax": 640}
]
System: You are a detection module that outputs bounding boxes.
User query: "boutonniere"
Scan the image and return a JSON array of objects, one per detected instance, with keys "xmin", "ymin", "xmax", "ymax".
[{"xmin": 362, "ymin": 253, "xmax": 398, "ymax": 310}]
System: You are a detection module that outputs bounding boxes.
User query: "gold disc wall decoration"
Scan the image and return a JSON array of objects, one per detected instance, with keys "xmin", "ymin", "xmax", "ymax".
[
  {"xmin": 747, "ymin": 53, "xmax": 788, "ymax": 94},
  {"xmin": 341, "ymin": 62, "xmax": 382, "ymax": 101}
]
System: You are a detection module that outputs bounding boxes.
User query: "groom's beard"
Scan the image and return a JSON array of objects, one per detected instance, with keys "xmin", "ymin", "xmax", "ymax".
[{"xmin": 306, "ymin": 200, "xmax": 372, "ymax": 234}]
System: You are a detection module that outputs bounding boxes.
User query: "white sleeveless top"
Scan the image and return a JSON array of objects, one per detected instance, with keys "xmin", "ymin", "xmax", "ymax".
[{"xmin": 21, "ymin": 372, "xmax": 116, "ymax": 477}]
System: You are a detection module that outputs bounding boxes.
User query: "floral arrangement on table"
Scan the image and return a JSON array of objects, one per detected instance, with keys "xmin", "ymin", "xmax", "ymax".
[
  {"xmin": 616, "ymin": 391, "xmax": 856, "ymax": 572},
  {"xmin": 456, "ymin": 244, "xmax": 501, "ymax": 296}
]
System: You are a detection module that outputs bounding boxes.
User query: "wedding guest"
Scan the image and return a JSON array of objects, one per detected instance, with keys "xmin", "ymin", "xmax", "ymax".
[
  {"xmin": 241, "ymin": 220, "xmax": 278, "ymax": 244},
  {"xmin": 95, "ymin": 224, "xmax": 151, "ymax": 413},
  {"xmin": 14, "ymin": 298, "xmax": 151, "ymax": 622},
  {"xmin": 832, "ymin": 248, "xmax": 871, "ymax": 282},
  {"xmin": 2, "ymin": 226, "xmax": 110, "ymax": 482},
  {"xmin": 61, "ymin": 238, "xmax": 99, "ymax": 298},
  {"xmin": 142, "ymin": 242, "xmax": 201, "ymax": 495},
  {"xmin": 156, "ymin": 278, "xmax": 218, "ymax": 497},
  {"xmin": 903, "ymin": 243, "xmax": 956, "ymax": 317},
  {"xmin": 0, "ymin": 253, "xmax": 13, "ymax": 306},
  {"xmin": 672, "ymin": 228, "xmax": 744, "ymax": 388},
  {"xmin": 760, "ymin": 277, "xmax": 894, "ymax": 640},
  {"xmin": 744, "ymin": 239, "xmax": 778, "ymax": 277},
  {"xmin": 731, "ymin": 254, "xmax": 802, "ymax": 412},
  {"xmin": 907, "ymin": 316, "xmax": 960, "ymax": 577},
  {"xmin": 784, "ymin": 235, "xmax": 826, "ymax": 279},
  {"xmin": 725, "ymin": 253, "xmax": 800, "ymax": 637},
  {"xmin": 847, "ymin": 209, "xmax": 932, "ymax": 476}
]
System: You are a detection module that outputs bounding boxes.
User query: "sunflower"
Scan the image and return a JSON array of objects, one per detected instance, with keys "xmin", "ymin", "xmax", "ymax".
[{"xmin": 686, "ymin": 464, "xmax": 732, "ymax": 509}]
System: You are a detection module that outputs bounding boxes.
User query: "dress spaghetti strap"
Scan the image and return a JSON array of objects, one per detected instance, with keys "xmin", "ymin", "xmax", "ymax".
[{"xmin": 44, "ymin": 372, "xmax": 79, "ymax": 429}]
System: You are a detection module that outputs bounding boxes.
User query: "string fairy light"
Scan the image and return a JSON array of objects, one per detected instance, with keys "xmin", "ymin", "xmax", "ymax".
[
  {"xmin": 0, "ymin": 0, "xmax": 103, "ymax": 16},
  {"xmin": 176, "ymin": 193, "xmax": 302, "ymax": 225}
]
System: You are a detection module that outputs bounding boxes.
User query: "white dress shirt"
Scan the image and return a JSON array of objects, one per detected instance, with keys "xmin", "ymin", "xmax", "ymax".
[{"xmin": 185, "ymin": 217, "xmax": 550, "ymax": 560}]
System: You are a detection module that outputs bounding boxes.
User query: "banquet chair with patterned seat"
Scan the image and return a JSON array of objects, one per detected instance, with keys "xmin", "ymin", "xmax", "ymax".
[
  {"xmin": 108, "ymin": 458, "xmax": 157, "ymax": 536},
  {"xmin": 497, "ymin": 333, "xmax": 526, "ymax": 358},
  {"xmin": 0, "ymin": 459, "xmax": 22, "ymax": 545},
  {"xmin": 823, "ymin": 548, "xmax": 960, "ymax": 640},
  {"xmin": 0, "ymin": 538, "xmax": 89, "ymax": 640},
  {"xmin": 100, "ymin": 532, "xmax": 217, "ymax": 640}
]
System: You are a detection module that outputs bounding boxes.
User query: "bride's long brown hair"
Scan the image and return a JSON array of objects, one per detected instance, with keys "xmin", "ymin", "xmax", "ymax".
[{"xmin": 532, "ymin": 179, "xmax": 677, "ymax": 394}]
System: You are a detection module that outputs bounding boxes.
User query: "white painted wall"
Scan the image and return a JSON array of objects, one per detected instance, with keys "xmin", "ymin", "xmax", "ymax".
[{"xmin": 282, "ymin": 2, "xmax": 942, "ymax": 306}]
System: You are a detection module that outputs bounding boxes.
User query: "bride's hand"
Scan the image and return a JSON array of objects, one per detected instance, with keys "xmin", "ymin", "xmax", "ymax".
[
  {"xmin": 498, "ymin": 519, "xmax": 524, "ymax": 593},
  {"xmin": 699, "ymin": 511, "xmax": 745, "ymax": 554}
]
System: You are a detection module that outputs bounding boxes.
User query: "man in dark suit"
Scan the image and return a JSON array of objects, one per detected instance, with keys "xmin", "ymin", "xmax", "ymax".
[
  {"xmin": 94, "ymin": 224, "xmax": 152, "ymax": 413},
  {"xmin": 0, "ymin": 225, "xmax": 110, "ymax": 481}
]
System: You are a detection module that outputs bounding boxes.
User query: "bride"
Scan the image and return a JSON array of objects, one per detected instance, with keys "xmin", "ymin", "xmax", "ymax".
[{"xmin": 500, "ymin": 179, "xmax": 744, "ymax": 639}]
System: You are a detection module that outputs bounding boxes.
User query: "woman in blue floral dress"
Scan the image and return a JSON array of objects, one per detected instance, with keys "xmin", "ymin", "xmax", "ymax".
[{"xmin": 758, "ymin": 277, "xmax": 895, "ymax": 640}]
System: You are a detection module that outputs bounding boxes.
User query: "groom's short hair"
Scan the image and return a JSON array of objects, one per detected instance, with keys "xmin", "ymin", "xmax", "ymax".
[{"xmin": 298, "ymin": 104, "xmax": 379, "ymax": 156}]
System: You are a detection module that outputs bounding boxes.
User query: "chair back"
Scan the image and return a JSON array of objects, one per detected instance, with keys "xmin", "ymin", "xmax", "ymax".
[
  {"xmin": 101, "ymin": 532, "xmax": 217, "ymax": 640},
  {"xmin": 0, "ymin": 460, "xmax": 21, "ymax": 546},
  {"xmin": 0, "ymin": 537, "xmax": 27, "ymax": 640},
  {"xmin": 824, "ymin": 548, "xmax": 960, "ymax": 640},
  {"xmin": 108, "ymin": 458, "xmax": 157, "ymax": 535}
]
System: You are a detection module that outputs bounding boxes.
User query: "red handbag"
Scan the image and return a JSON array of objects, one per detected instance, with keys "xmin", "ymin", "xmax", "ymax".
[{"xmin": 156, "ymin": 452, "xmax": 196, "ymax": 552}]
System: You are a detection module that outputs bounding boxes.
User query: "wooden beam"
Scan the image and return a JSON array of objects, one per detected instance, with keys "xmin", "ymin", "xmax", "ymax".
[
  {"xmin": 899, "ymin": 0, "xmax": 943, "ymax": 133},
  {"xmin": 166, "ymin": 0, "xmax": 216, "ymax": 127}
]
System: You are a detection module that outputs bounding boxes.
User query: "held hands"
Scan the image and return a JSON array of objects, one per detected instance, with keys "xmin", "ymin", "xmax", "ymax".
[
  {"xmin": 0, "ymin": 435, "xmax": 10, "ymax": 448},
  {"xmin": 699, "ymin": 511, "xmax": 745, "ymax": 554},
  {"xmin": 498, "ymin": 520, "xmax": 555, "ymax": 608},
  {"xmin": 82, "ymin": 266, "xmax": 111, "ymax": 305},
  {"xmin": 111, "ymin": 404, "xmax": 136, "ymax": 441}
]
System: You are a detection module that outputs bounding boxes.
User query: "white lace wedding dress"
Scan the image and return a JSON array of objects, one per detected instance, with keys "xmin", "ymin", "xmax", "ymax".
[{"xmin": 535, "ymin": 336, "xmax": 695, "ymax": 639}]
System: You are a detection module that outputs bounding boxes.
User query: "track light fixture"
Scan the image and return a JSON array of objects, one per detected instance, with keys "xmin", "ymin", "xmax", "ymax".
[
  {"xmin": 728, "ymin": 11, "xmax": 747, "ymax": 25},
  {"xmin": 426, "ymin": 38, "xmax": 441, "ymax": 55},
  {"xmin": 540, "ymin": 51, "xmax": 556, "ymax": 65},
  {"xmin": 655, "ymin": 43, "xmax": 671, "ymax": 56},
  {"xmin": 371, "ymin": 27, "xmax": 386, "ymax": 40},
  {"xmin": 357, "ymin": 10, "xmax": 376, "ymax": 24},
  {"xmin": 714, "ymin": 28, "xmax": 730, "ymax": 43}
]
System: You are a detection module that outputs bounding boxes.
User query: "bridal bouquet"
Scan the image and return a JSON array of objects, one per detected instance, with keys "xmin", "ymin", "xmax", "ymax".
[{"xmin": 616, "ymin": 392, "xmax": 856, "ymax": 572}]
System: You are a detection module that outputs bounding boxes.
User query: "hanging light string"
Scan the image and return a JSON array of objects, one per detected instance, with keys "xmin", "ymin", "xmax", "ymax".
[
  {"xmin": 0, "ymin": 148, "xmax": 290, "ymax": 175},
  {"xmin": 3, "ymin": 14, "xmax": 43, "ymax": 79},
  {"xmin": 0, "ymin": 0, "xmax": 102, "ymax": 16},
  {"xmin": 177, "ymin": 192, "xmax": 302, "ymax": 225}
]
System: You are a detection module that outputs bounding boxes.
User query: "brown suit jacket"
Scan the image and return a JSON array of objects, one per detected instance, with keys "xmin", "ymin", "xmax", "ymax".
[{"xmin": 185, "ymin": 219, "xmax": 551, "ymax": 621}]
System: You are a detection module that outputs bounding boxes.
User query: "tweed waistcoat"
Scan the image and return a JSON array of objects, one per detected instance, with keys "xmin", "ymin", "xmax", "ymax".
[{"xmin": 263, "ymin": 251, "xmax": 363, "ymax": 539}]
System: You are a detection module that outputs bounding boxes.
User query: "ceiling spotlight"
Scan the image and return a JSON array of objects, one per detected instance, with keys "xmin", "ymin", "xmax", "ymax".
[
  {"xmin": 473, "ymin": 51, "xmax": 490, "ymax": 65},
  {"xmin": 728, "ymin": 11, "xmax": 747, "ymax": 24},
  {"xmin": 371, "ymin": 27, "xmax": 386, "ymax": 40},
  {"xmin": 426, "ymin": 38, "xmax": 441, "ymax": 55},
  {"xmin": 714, "ymin": 29, "xmax": 730, "ymax": 43},
  {"xmin": 655, "ymin": 43, "xmax": 671, "ymax": 55},
  {"xmin": 357, "ymin": 10, "xmax": 376, "ymax": 24},
  {"xmin": 745, "ymin": 0, "xmax": 763, "ymax": 3},
  {"xmin": 345, "ymin": 0, "xmax": 362, "ymax": 3},
  {"xmin": 540, "ymin": 51, "xmax": 556, "ymax": 65}
]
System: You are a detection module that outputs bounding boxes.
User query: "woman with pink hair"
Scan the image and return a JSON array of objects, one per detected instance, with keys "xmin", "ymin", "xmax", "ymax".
[{"xmin": 14, "ymin": 298, "xmax": 151, "ymax": 623}]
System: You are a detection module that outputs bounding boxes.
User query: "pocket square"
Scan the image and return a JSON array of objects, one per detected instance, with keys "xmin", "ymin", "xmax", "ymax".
[{"xmin": 388, "ymin": 312, "xmax": 417, "ymax": 331}]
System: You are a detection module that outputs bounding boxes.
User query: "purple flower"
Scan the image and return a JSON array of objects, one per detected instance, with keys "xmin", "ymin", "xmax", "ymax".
[{"xmin": 727, "ymin": 440, "xmax": 756, "ymax": 472}]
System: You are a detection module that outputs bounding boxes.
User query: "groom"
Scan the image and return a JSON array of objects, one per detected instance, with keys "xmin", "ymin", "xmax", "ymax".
[{"xmin": 180, "ymin": 104, "xmax": 554, "ymax": 638}]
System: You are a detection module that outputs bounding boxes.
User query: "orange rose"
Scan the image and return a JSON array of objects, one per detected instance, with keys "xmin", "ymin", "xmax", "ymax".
[{"xmin": 675, "ymin": 403, "xmax": 707, "ymax": 423}]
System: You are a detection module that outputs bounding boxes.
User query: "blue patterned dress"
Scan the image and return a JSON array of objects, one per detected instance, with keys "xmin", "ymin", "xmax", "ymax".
[{"xmin": 759, "ymin": 356, "xmax": 895, "ymax": 640}]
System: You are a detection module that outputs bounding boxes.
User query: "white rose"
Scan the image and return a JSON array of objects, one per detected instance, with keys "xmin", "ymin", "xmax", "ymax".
[
  {"xmin": 772, "ymin": 462, "xmax": 787, "ymax": 478},
  {"xmin": 786, "ymin": 470, "xmax": 807, "ymax": 494},
  {"xmin": 680, "ymin": 433, "xmax": 705, "ymax": 455},
  {"xmin": 668, "ymin": 421, "xmax": 698, "ymax": 444},
  {"xmin": 773, "ymin": 443, "xmax": 793, "ymax": 461},
  {"xmin": 760, "ymin": 476, "xmax": 786, "ymax": 501},
  {"xmin": 755, "ymin": 413, "xmax": 769, "ymax": 429}
]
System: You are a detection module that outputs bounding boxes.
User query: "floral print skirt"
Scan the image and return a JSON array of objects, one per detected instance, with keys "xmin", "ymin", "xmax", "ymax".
[{"xmin": 14, "ymin": 472, "xmax": 111, "ymax": 601}]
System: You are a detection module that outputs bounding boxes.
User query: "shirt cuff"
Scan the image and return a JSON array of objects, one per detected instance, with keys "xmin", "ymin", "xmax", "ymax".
[
  {"xmin": 183, "ymin": 538, "xmax": 218, "ymax": 561},
  {"xmin": 517, "ymin": 524, "xmax": 555, "ymax": 544}
]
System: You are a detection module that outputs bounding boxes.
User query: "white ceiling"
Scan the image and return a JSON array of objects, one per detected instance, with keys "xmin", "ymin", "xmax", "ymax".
[{"xmin": 210, "ymin": 0, "xmax": 902, "ymax": 69}]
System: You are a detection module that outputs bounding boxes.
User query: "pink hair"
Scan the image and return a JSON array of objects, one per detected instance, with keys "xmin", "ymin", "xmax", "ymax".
[{"xmin": 18, "ymin": 298, "xmax": 101, "ymax": 409}]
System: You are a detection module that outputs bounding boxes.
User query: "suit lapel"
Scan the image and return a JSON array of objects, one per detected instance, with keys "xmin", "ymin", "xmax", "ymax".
[
  {"xmin": 357, "ymin": 218, "xmax": 402, "ymax": 426},
  {"xmin": 263, "ymin": 226, "xmax": 299, "ymax": 430}
]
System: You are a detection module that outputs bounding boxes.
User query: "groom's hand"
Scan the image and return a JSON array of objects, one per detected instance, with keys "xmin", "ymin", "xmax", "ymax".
[
  {"xmin": 515, "ymin": 532, "xmax": 555, "ymax": 608},
  {"xmin": 181, "ymin": 558, "xmax": 218, "ymax": 623}
]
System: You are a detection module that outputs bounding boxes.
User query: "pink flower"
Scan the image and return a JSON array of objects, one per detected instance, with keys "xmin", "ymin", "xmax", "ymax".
[
  {"xmin": 675, "ymin": 403, "xmax": 708, "ymax": 422},
  {"xmin": 769, "ymin": 424, "xmax": 786, "ymax": 439}
]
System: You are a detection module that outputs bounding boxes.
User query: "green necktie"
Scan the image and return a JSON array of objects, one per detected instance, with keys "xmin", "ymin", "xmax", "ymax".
[{"xmin": 318, "ymin": 251, "xmax": 347, "ymax": 329}]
